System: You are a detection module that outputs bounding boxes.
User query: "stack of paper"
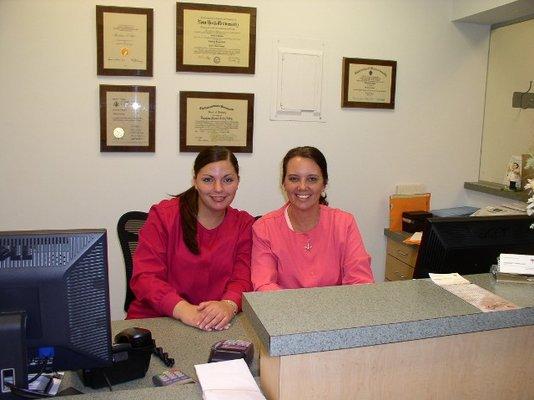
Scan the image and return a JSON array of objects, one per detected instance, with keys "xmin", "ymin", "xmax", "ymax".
[
  {"xmin": 494, "ymin": 254, "xmax": 534, "ymax": 283},
  {"xmin": 195, "ymin": 359, "xmax": 265, "ymax": 400},
  {"xmin": 498, "ymin": 253, "xmax": 534, "ymax": 275}
]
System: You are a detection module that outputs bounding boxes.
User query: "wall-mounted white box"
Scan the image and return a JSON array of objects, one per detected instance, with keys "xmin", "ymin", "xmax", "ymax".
[{"xmin": 271, "ymin": 38, "xmax": 325, "ymax": 122}]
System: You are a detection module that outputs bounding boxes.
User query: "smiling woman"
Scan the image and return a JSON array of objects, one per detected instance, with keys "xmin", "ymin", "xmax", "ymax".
[
  {"xmin": 127, "ymin": 146, "xmax": 254, "ymax": 332},
  {"xmin": 251, "ymin": 146, "xmax": 374, "ymax": 291},
  {"xmin": 194, "ymin": 159, "xmax": 240, "ymax": 226}
]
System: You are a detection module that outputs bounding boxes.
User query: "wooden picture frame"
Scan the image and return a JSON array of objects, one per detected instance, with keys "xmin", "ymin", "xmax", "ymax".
[
  {"xmin": 176, "ymin": 2, "xmax": 256, "ymax": 74},
  {"xmin": 180, "ymin": 91, "xmax": 254, "ymax": 153},
  {"xmin": 341, "ymin": 57, "xmax": 397, "ymax": 109},
  {"xmin": 99, "ymin": 85, "xmax": 156, "ymax": 152},
  {"xmin": 96, "ymin": 6, "xmax": 153, "ymax": 76}
]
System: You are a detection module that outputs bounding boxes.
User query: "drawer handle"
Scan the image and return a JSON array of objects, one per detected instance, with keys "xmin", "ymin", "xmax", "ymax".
[
  {"xmin": 394, "ymin": 271, "xmax": 406, "ymax": 278},
  {"xmin": 396, "ymin": 250, "xmax": 408, "ymax": 257}
]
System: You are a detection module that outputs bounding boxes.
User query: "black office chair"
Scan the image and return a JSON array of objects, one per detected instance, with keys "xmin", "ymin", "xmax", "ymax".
[{"xmin": 117, "ymin": 211, "xmax": 148, "ymax": 313}]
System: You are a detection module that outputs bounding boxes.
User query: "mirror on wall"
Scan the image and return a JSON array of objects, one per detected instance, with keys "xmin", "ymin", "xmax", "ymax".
[{"xmin": 478, "ymin": 18, "xmax": 534, "ymax": 190}]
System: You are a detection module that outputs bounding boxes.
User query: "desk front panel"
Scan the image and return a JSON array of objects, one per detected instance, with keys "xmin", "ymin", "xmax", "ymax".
[{"xmin": 260, "ymin": 325, "xmax": 534, "ymax": 400}]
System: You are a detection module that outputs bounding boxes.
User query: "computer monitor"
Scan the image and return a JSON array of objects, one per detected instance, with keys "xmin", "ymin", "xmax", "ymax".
[
  {"xmin": 0, "ymin": 229, "xmax": 113, "ymax": 394},
  {"xmin": 413, "ymin": 214, "xmax": 534, "ymax": 279}
]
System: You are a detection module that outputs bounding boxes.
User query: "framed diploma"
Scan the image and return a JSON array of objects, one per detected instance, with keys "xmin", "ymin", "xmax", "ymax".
[
  {"xmin": 180, "ymin": 91, "xmax": 254, "ymax": 153},
  {"xmin": 176, "ymin": 2, "xmax": 256, "ymax": 74},
  {"xmin": 96, "ymin": 6, "xmax": 153, "ymax": 76},
  {"xmin": 341, "ymin": 57, "xmax": 397, "ymax": 109},
  {"xmin": 99, "ymin": 85, "xmax": 156, "ymax": 152}
]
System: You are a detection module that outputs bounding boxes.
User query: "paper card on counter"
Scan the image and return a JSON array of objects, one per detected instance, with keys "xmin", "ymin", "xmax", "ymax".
[
  {"xmin": 195, "ymin": 359, "xmax": 265, "ymax": 400},
  {"xmin": 442, "ymin": 283, "xmax": 520, "ymax": 312},
  {"xmin": 429, "ymin": 273, "xmax": 470, "ymax": 286},
  {"xmin": 429, "ymin": 273, "xmax": 519, "ymax": 312}
]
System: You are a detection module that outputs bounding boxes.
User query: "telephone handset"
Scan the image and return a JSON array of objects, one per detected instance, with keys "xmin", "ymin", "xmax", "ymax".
[
  {"xmin": 114, "ymin": 327, "xmax": 174, "ymax": 366},
  {"xmin": 114, "ymin": 327, "xmax": 153, "ymax": 351}
]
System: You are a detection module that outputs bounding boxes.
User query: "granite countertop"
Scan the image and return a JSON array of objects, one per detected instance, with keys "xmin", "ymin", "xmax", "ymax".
[
  {"xmin": 243, "ymin": 274, "xmax": 534, "ymax": 357},
  {"xmin": 59, "ymin": 314, "xmax": 261, "ymax": 399}
]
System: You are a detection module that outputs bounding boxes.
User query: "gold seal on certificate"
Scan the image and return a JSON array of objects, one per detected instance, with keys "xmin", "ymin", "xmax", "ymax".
[
  {"xmin": 177, "ymin": 3, "xmax": 256, "ymax": 74},
  {"xmin": 341, "ymin": 58, "xmax": 397, "ymax": 109},
  {"xmin": 113, "ymin": 127, "xmax": 125, "ymax": 139},
  {"xmin": 180, "ymin": 91, "xmax": 254, "ymax": 153},
  {"xmin": 100, "ymin": 85, "xmax": 155, "ymax": 152},
  {"xmin": 97, "ymin": 6, "xmax": 153, "ymax": 76}
]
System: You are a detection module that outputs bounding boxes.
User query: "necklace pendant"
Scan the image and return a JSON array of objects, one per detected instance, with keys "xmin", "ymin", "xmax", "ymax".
[{"xmin": 304, "ymin": 240, "xmax": 312, "ymax": 252}]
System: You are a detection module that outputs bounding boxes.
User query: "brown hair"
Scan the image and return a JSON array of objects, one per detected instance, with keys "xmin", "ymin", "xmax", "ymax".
[
  {"xmin": 282, "ymin": 146, "xmax": 329, "ymax": 206},
  {"xmin": 177, "ymin": 146, "xmax": 239, "ymax": 254}
]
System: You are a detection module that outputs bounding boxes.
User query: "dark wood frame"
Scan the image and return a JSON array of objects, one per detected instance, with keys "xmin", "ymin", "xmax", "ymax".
[
  {"xmin": 99, "ymin": 85, "xmax": 156, "ymax": 152},
  {"xmin": 176, "ymin": 3, "xmax": 256, "ymax": 74},
  {"xmin": 180, "ymin": 91, "xmax": 254, "ymax": 153},
  {"xmin": 96, "ymin": 6, "xmax": 153, "ymax": 76},
  {"xmin": 341, "ymin": 57, "xmax": 397, "ymax": 109}
]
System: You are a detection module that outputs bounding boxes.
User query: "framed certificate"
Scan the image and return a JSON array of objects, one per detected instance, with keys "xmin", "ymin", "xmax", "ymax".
[
  {"xmin": 99, "ymin": 85, "xmax": 156, "ymax": 152},
  {"xmin": 341, "ymin": 57, "xmax": 397, "ymax": 109},
  {"xmin": 96, "ymin": 6, "xmax": 153, "ymax": 76},
  {"xmin": 176, "ymin": 3, "xmax": 256, "ymax": 74},
  {"xmin": 180, "ymin": 91, "xmax": 254, "ymax": 153}
]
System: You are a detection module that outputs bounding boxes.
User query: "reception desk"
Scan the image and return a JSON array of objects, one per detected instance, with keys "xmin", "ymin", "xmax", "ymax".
[
  {"xmin": 54, "ymin": 275, "xmax": 533, "ymax": 399},
  {"xmin": 243, "ymin": 274, "xmax": 534, "ymax": 400}
]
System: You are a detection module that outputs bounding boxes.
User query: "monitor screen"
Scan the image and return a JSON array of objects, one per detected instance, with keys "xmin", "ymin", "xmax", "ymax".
[
  {"xmin": 0, "ymin": 229, "xmax": 113, "ymax": 392},
  {"xmin": 413, "ymin": 215, "xmax": 534, "ymax": 279}
]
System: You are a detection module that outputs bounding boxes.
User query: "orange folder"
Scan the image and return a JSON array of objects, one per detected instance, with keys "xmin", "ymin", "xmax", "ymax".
[{"xmin": 389, "ymin": 193, "xmax": 431, "ymax": 232}]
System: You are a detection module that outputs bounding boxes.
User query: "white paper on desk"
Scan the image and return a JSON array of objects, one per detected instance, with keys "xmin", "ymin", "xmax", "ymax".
[
  {"xmin": 194, "ymin": 359, "xmax": 265, "ymax": 400},
  {"xmin": 429, "ymin": 273, "xmax": 470, "ymax": 286},
  {"xmin": 28, "ymin": 372, "xmax": 63, "ymax": 395},
  {"xmin": 403, "ymin": 231, "xmax": 422, "ymax": 245},
  {"xmin": 498, "ymin": 253, "xmax": 534, "ymax": 275},
  {"xmin": 442, "ymin": 283, "xmax": 519, "ymax": 312}
]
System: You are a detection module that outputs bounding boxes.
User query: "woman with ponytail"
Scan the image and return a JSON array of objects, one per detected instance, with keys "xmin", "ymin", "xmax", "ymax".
[
  {"xmin": 251, "ymin": 146, "xmax": 373, "ymax": 291},
  {"xmin": 127, "ymin": 147, "xmax": 254, "ymax": 331}
]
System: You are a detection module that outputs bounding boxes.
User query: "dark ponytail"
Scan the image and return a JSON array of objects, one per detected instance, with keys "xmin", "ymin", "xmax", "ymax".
[
  {"xmin": 176, "ymin": 146, "xmax": 239, "ymax": 254},
  {"xmin": 178, "ymin": 186, "xmax": 200, "ymax": 254}
]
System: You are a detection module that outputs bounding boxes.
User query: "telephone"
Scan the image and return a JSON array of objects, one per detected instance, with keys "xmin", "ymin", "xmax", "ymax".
[{"xmin": 80, "ymin": 327, "xmax": 155, "ymax": 389}]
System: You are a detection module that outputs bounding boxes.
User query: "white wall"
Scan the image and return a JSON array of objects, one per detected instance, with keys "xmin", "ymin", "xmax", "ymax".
[{"xmin": 0, "ymin": 0, "xmax": 491, "ymax": 320}]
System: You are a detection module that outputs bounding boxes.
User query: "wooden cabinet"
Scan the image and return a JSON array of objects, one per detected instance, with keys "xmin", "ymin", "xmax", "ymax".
[{"xmin": 384, "ymin": 230, "xmax": 419, "ymax": 281}]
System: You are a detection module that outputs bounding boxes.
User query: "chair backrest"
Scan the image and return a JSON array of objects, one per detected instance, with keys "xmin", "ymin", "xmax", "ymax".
[{"xmin": 117, "ymin": 211, "xmax": 148, "ymax": 313}]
